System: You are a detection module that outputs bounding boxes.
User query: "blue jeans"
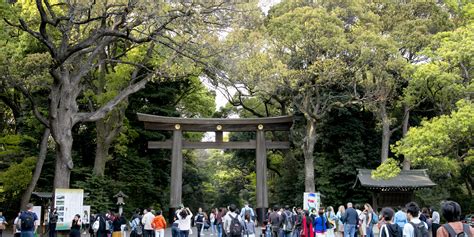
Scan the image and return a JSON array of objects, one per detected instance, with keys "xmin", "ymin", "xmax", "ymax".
[
  {"xmin": 171, "ymin": 226, "xmax": 180, "ymax": 237},
  {"xmin": 366, "ymin": 225, "xmax": 374, "ymax": 237},
  {"xmin": 292, "ymin": 228, "xmax": 301, "ymax": 237},
  {"xmin": 283, "ymin": 230, "xmax": 292, "ymax": 237},
  {"xmin": 21, "ymin": 231, "xmax": 35, "ymax": 237},
  {"xmin": 344, "ymin": 224, "xmax": 356, "ymax": 237},
  {"xmin": 180, "ymin": 230, "xmax": 189, "ymax": 237},
  {"xmin": 217, "ymin": 224, "xmax": 223, "ymax": 237},
  {"xmin": 211, "ymin": 223, "xmax": 217, "ymax": 234}
]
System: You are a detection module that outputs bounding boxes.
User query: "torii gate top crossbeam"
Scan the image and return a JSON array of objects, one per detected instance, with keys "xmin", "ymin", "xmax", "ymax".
[{"xmin": 137, "ymin": 113, "xmax": 293, "ymax": 132}]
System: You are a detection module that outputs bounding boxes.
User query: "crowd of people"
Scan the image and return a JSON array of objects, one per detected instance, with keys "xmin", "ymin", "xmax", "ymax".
[{"xmin": 2, "ymin": 200, "xmax": 473, "ymax": 237}]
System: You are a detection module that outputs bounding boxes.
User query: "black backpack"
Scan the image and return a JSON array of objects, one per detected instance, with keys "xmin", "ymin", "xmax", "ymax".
[
  {"xmin": 98, "ymin": 216, "xmax": 107, "ymax": 232},
  {"xmin": 229, "ymin": 214, "xmax": 242, "ymax": 236},
  {"xmin": 443, "ymin": 223, "xmax": 472, "ymax": 237},
  {"xmin": 196, "ymin": 214, "xmax": 204, "ymax": 224},
  {"xmin": 21, "ymin": 212, "xmax": 35, "ymax": 230},
  {"xmin": 409, "ymin": 222, "xmax": 429, "ymax": 237}
]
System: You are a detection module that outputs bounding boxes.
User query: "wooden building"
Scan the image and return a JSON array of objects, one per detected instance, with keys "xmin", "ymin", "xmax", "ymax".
[{"xmin": 354, "ymin": 169, "xmax": 436, "ymax": 210}]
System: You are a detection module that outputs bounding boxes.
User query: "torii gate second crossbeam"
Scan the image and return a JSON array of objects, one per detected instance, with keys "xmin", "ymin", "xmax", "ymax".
[{"xmin": 137, "ymin": 113, "xmax": 293, "ymax": 224}]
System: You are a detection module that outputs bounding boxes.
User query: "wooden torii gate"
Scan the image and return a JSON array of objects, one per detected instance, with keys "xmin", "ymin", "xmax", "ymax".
[{"xmin": 137, "ymin": 113, "xmax": 293, "ymax": 223}]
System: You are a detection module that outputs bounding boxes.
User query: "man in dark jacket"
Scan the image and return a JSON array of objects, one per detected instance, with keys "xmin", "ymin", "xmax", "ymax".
[{"xmin": 342, "ymin": 203, "xmax": 359, "ymax": 237}]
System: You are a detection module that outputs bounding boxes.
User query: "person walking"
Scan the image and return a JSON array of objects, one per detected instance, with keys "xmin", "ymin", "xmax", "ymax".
[
  {"xmin": 379, "ymin": 208, "xmax": 402, "ymax": 237},
  {"xmin": 241, "ymin": 203, "xmax": 256, "ymax": 221},
  {"xmin": 326, "ymin": 207, "xmax": 337, "ymax": 237},
  {"xmin": 302, "ymin": 211, "xmax": 314, "ymax": 237},
  {"xmin": 243, "ymin": 214, "xmax": 256, "ymax": 237},
  {"xmin": 70, "ymin": 214, "xmax": 82, "ymax": 237},
  {"xmin": 216, "ymin": 208, "xmax": 225, "ymax": 237},
  {"xmin": 223, "ymin": 204, "xmax": 242, "ymax": 237},
  {"xmin": 48, "ymin": 208, "xmax": 58, "ymax": 237},
  {"xmin": 431, "ymin": 209, "xmax": 440, "ymax": 237},
  {"xmin": 177, "ymin": 207, "xmax": 193, "ymax": 237},
  {"xmin": 394, "ymin": 208, "xmax": 407, "ymax": 231},
  {"xmin": 112, "ymin": 213, "xmax": 125, "ymax": 237},
  {"xmin": 336, "ymin": 206, "xmax": 345, "ymax": 237},
  {"xmin": 151, "ymin": 210, "xmax": 166, "ymax": 237},
  {"xmin": 343, "ymin": 203, "xmax": 358, "ymax": 237},
  {"xmin": 210, "ymin": 209, "xmax": 217, "ymax": 235},
  {"xmin": 20, "ymin": 203, "xmax": 39, "ymax": 237},
  {"xmin": 364, "ymin": 204, "xmax": 375, "ymax": 237},
  {"xmin": 0, "ymin": 211, "xmax": 7, "ymax": 237},
  {"xmin": 269, "ymin": 206, "xmax": 282, "ymax": 237},
  {"xmin": 313, "ymin": 208, "xmax": 327, "ymax": 237},
  {"xmin": 195, "ymin": 208, "xmax": 206, "ymax": 237},
  {"xmin": 403, "ymin": 202, "xmax": 427, "ymax": 237},
  {"xmin": 293, "ymin": 207, "xmax": 303, "ymax": 237},
  {"xmin": 141, "ymin": 209, "xmax": 154, "ymax": 237},
  {"xmin": 282, "ymin": 206, "xmax": 294, "ymax": 237},
  {"xmin": 13, "ymin": 212, "xmax": 21, "ymax": 237},
  {"xmin": 436, "ymin": 201, "xmax": 474, "ymax": 237}
]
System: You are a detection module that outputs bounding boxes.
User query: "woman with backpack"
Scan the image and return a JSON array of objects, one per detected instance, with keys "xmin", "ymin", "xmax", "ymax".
[
  {"xmin": 364, "ymin": 204, "xmax": 376, "ymax": 237},
  {"xmin": 313, "ymin": 208, "xmax": 327, "ymax": 237},
  {"xmin": 301, "ymin": 211, "xmax": 314, "ymax": 237},
  {"xmin": 379, "ymin": 207, "xmax": 402, "ymax": 237},
  {"xmin": 336, "ymin": 206, "xmax": 345, "ymax": 237},
  {"xmin": 326, "ymin": 207, "xmax": 337, "ymax": 237}
]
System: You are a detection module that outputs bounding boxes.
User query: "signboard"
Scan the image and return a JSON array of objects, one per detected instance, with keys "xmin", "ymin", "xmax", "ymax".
[
  {"xmin": 32, "ymin": 206, "xmax": 42, "ymax": 226},
  {"xmin": 303, "ymin": 192, "xmax": 321, "ymax": 211},
  {"xmin": 54, "ymin": 189, "xmax": 84, "ymax": 230}
]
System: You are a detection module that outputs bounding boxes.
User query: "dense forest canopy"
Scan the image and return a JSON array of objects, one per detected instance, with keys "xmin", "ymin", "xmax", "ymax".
[{"xmin": 0, "ymin": 0, "xmax": 472, "ymax": 220}]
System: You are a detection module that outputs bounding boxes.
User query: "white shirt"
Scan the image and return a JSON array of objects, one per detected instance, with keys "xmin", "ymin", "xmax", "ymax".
[
  {"xmin": 142, "ymin": 212, "xmax": 155, "ymax": 230},
  {"xmin": 210, "ymin": 213, "xmax": 215, "ymax": 223},
  {"xmin": 14, "ymin": 217, "xmax": 21, "ymax": 233},
  {"xmin": 403, "ymin": 218, "xmax": 428, "ymax": 237},
  {"xmin": 432, "ymin": 211, "xmax": 440, "ymax": 224},
  {"xmin": 223, "ymin": 212, "xmax": 241, "ymax": 234},
  {"xmin": 177, "ymin": 214, "xmax": 192, "ymax": 231}
]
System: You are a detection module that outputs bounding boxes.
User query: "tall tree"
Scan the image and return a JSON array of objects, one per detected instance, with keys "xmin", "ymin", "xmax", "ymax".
[
  {"xmin": 266, "ymin": 4, "xmax": 354, "ymax": 192},
  {"xmin": 4, "ymin": 0, "xmax": 238, "ymax": 188}
]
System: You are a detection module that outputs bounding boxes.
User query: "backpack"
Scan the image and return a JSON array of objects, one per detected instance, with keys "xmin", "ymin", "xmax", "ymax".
[
  {"xmin": 98, "ymin": 216, "xmax": 107, "ymax": 232},
  {"xmin": 283, "ymin": 211, "xmax": 293, "ymax": 232},
  {"xmin": 229, "ymin": 214, "xmax": 242, "ymax": 236},
  {"xmin": 443, "ymin": 223, "xmax": 472, "ymax": 237},
  {"xmin": 21, "ymin": 212, "xmax": 35, "ymax": 230},
  {"xmin": 371, "ymin": 212, "xmax": 379, "ymax": 225},
  {"xmin": 409, "ymin": 222, "xmax": 429, "ymax": 237},
  {"xmin": 244, "ymin": 208, "xmax": 252, "ymax": 219},
  {"xmin": 196, "ymin": 214, "xmax": 204, "ymax": 224},
  {"xmin": 134, "ymin": 218, "xmax": 143, "ymax": 235},
  {"xmin": 326, "ymin": 213, "xmax": 334, "ymax": 229}
]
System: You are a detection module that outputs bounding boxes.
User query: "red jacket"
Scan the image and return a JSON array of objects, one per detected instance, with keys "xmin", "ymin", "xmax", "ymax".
[{"xmin": 302, "ymin": 216, "xmax": 314, "ymax": 237}]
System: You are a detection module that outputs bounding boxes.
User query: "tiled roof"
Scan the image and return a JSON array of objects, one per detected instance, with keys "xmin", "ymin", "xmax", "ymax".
[{"xmin": 354, "ymin": 169, "xmax": 436, "ymax": 191}]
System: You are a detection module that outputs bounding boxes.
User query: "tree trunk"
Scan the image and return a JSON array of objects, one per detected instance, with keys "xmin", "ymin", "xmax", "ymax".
[
  {"xmin": 93, "ymin": 108, "xmax": 124, "ymax": 176},
  {"xmin": 302, "ymin": 118, "xmax": 317, "ymax": 192},
  {"xmin": 20, "ymin": 128, "xmax": 50, "ymax": 209},
  {"xmin": 380, "ymin": 102, "xmax": 391, "ymax": 163},
  {"xmin": 50, "ymin": 75, "xmax": 80, "ymax": 189},
  {"xmin": 402, "ymin": 105, "xmax": 411, "ymax": 170}
]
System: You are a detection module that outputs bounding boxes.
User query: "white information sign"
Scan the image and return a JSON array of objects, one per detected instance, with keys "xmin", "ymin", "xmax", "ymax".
[
  {"xmin": 54, "ymin": 189, "xmax": 84, "ymax": 230},
  {"xmin": 32, "ymin": 206, "xmax": 42, "ymax": 226},
  {"xmin": 303, "ymin": 192, "xmax": 321, "ymax": 211}
]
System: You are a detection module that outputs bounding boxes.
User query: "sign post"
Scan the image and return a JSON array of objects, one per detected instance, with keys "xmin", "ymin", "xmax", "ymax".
[
  {"xmin": 303, "ymin": 192, "xmax": 321, "ymax": 211},
  {"xmin": 54, "ymin": 189, "xmax": 84, "ymax": 231}
]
